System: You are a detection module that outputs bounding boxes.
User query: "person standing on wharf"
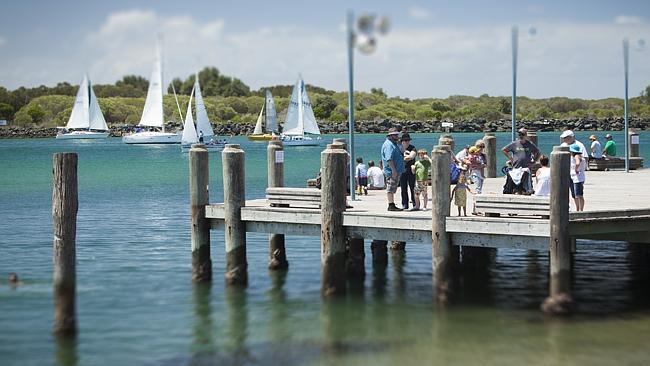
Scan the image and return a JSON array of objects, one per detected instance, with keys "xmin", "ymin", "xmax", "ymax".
[{"xmin": 381, "ymin": 127, "xmax": 405, "ymax": 211}]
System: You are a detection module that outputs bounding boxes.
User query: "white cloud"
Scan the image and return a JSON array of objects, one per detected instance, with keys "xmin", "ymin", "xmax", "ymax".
[
  {"xmin": 614, "ymin": 15, "xmax": 643, "ymax": 25},
  {"xmin": 408, "ymin": 7, "xmax": 430, "ymax": 20}
]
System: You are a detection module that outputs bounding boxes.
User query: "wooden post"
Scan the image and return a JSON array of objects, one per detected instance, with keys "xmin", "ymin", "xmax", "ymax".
[
  {"xmin": 190, "ymin": 144, "xmax": 212, "ymax": 282},
  {"xmin": 629, "ymin": 130, "xmax": 640, "ymax": 158},
  {"xmin": 542, "ymin": 145, "xmax": 573, "ymax": 315},
  {"xmin": 320, "ymin": 143, "xmax": 347, "ymax": 297},
  {"xmin": 52, "ymin": 153, "xmax": 78, "ymax": 336},
  {"xmin": 370, "ymin": 240, "xmax": 388, "ymax": 266},
  {"xmin": 267, "ymin": 139, "xmax": 288, "ymax": 270},
  {"xmin": 222, "ymin": 144, "xmax": 247, "ymax": 286},
  {"xmin": 346, "ymin": 238, "xmax": 365, "ymax": 278},
  {"xmin": 438, "ymin": 134, "xmax": 455, "ymax": 152},
  {"xmin": 431, "ymin": 145, "xmax": 453, "ymax": 305},
  {"xmin": 483, "ymin": 133, "xmax": 497, "ymax": 178}
]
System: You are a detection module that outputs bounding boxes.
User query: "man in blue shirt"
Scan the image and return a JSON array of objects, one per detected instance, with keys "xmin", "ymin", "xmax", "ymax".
[{"xmin": 381, "ymin": 127, "xmax": 405, "ymax": 211}]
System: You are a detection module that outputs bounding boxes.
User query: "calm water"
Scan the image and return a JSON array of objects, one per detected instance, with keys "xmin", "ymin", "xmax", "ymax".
[{"xmin": 1, "ymin": 131, "xmax": 649, "ymax": 366}]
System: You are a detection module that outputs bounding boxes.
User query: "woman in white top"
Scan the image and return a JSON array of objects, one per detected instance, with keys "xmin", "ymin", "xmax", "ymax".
[{"xmin": 534, "ymin": 155, "xmax": 551, "ymax": 196}]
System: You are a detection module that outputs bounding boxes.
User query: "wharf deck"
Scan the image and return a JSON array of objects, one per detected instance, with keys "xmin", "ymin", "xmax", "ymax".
[{"xmin": 206, "ymin": 169, "xmax": 650, "ymax": 250}]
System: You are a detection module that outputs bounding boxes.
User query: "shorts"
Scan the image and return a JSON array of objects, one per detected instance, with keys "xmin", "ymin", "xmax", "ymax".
[
  {"xmin": 358, "ymin": 177, "xmax": 368, "ymax": 187},
  {"xmin": 569, "ymin": 181, "xmax": 584, "ymax": 198},
  {"xmin": 415, "ymin": 180, "xmax": 427, "ymax": 194},
  {"xmin": 385, "ymin": 174, "xmax": 400, "ymax": 194}
]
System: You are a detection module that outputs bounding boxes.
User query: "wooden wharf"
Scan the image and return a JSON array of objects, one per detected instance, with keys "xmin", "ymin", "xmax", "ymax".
[{"xmin": 189, "ymin": 138, "xmax": 650, "ymax": 314}]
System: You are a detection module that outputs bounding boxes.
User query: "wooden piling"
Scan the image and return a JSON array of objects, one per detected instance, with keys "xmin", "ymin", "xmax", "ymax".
[
  {"xmin": 222, "ymin": 144, "xmax": 247, "ymax": 286},
  {"xmin": 629, "ymin": 130, "xmax": 640, "ymax": 158},
  {"xmin": 370, "ymin": 240, "xmax": 388, "ymax": 266},
  {"xmin": 346, "ymin": 238, "xmax": 365, "ymax": 278},
  {"xmin": 320, "ymin": 143, "xmax": 348, "ymax": 297},
  {"xmin": 267, "ymin": 139, "xmax": 288, "ymax": 270},
  {"xmin": 431, "ymin": 145, "xmax": 453, "ymax": 305},
  {"xmin": 542, "ymin": 145, "xmax": 574, "ymax": 315},
  {"xmin": 438, "ymin": 133, "xmax": 455, "ymax": 152},
  {"xmin": 52, "ymin": 152, "xmax": 78, "ymax": 336},
  {"xmin": 190, "ymin": 144, "xmax": 212, "ymax": 282},
  {"xmin": 483, "ymin": 133, "xmax": 497, "ymax": 178}
]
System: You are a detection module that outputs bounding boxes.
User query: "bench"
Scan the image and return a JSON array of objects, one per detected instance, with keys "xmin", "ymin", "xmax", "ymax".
[
  {"xmin": 474, "ymin": 194, "xmax": 550, "ymax": 218},
  {"xmin": 588, "ymin": 157, "xmax": 644, "ymax": 171},
  {"xmin": 266, "ymin": 187, "xmax": 321, "ymax": 208}
]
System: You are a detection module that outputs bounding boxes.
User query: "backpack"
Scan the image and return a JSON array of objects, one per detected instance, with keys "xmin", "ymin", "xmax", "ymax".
[{"xmin": 450, "ymin": 163, "xmax": 462, "ymax": 184}]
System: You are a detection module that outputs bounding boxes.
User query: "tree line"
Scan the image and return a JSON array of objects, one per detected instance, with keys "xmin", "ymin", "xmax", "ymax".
[{"xmin": 1, "ymin": 66, "xmax": 649, "ymax": 127}]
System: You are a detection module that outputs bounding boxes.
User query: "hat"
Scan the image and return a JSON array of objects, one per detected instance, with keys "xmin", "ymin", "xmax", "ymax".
[
  {"xmin": 468, "ymin": 146, "xmax": 479, "ymax": 154},
  {"xmin": 387, "ymin": 127, "xmax": 399, "ymax": 136},
  {"xmin": 589, "ymin": 135, "xmax": 597, "ymax": 140},
  {"xmin": 400, "ymin": 133, "xmax": 411, "ymax": 142},
  {"xmin": 569, "ymin": 143, "xmax": 581, "ymax": 154},
  {"xmin": 605, "ymin": 134, "xmax": 613, "ymax": 139},
  {"xmin": 517, "ymin": 128, "xmax": 528, "ymax": 135},
  {"xmin": 560, "ymin": 130, "xmax": 575, "ymax": 139}
]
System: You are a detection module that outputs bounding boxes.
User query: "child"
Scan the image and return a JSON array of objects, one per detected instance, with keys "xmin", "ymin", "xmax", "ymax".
[
  {"xmin": 410, "ymin": 149, "xmax": 431, "ymax": 210},
  {"xmin": 450, "ymin": 172, "xmax": 473, "ymax": 216},
  {"xmin": 355, "ymin": 157, "xmax": 368, "ymax": 195},
  {"xmin": 465, "ymin": 145, "xmax": 486, "ymax": 194}
]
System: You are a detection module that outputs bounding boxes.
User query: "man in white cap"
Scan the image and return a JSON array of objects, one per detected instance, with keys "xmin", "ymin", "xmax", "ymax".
[{"xmin": 560, "ymin": 130, "xmax": 588, "ymax": 157}]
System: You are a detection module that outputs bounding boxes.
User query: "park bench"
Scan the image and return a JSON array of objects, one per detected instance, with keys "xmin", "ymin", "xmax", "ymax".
[
  {"xmin": 266, "ymin": 187, "xmax": 321, "ymax": 208},
  {"xmin": 474, "ymin": 194, "xmax": 550, "ymax": 218},
  {"xmin": 588, "ymin": 157, "xmax": 644, "ymax": 171}
]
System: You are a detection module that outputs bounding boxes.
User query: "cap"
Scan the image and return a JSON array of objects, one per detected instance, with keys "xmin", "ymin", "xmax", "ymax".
[
  {"xmin": 605, "ymin": 134, "xmax": 613, "ymax": 139},
  {"xmin": 468, "ymin": 146, "xmax": 479, "ymax": 154},
  {"xmin": 387, "ymin": 127, "xmax": 399, "ymax": 136},
  {"xmin": 560, "ymin": 130, "xmax": 575, "ymax": 139},
  {"xmin": 569, "ymin": 143, "xmax": 581, "ymax": 153},
  {"xmin": 400, "ymin": 133, "xmax": 411, "ymax": 141},
  {"xmin": 589, "ymin": 135, "xmax": 597, "ymax": 140}
]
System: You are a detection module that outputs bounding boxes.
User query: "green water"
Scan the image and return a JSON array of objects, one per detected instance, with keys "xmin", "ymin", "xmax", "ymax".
[{"xmin": 1, "ymin": 132, "xmax": 649, "ymax": 366}]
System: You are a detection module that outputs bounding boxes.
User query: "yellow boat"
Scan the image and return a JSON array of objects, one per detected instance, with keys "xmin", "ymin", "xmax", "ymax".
[{"xmin": 248, "ymin": 90, "xmax": 278, "ymax": 142}]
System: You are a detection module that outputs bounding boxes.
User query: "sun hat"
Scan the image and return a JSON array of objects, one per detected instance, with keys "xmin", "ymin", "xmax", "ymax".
[
  {"xmin": 605, "ymin": 134, "xmax": 613, "ymax": 139},
  {"xmin": 560, "ymin": 130, "xmax": 575, "ymax": 139},
  {"xmin": 569, "ymin": 143, "xmax": 581, "ymax": 153},
  {"xmin": 387, "ymin": 127, "xmax": 399, "ymax": 136},
  {"xmin": 468, "ymin": 146, "xmax": 479, "ymax": 154},
  {"xmin": 589, "ymin": 135, "xmax": 597, "ymax": 140}
]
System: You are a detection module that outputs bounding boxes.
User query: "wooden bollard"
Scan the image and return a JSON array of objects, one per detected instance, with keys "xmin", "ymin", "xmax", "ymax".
[
  {"xmin": 190, "ymin": 144, "xmax": 212, "ymax": 282},
  {"xmin": 438, "ymin": 133, "xmax": 455, "ymax": 152},
  {"xmin": 52, "ymin": 153, "xmax": 78, "ymax": 336},
  {"xmin": 629, "ymin": 130, "xmax": 640, "ymax": 158},
  {"xmin": 222, "ymin": 144, "xmax": 247, "ymax": 286},
  {"xmin": 542, "ymin": 145, "xmax": 573, "ymax": 315},
  {"xmin": 321, "ymin": 143, "xmax": 347, "ymax": 297},
  {"xmin": 431, "ymin": 145, "xmax": 452, "ymax": 305},
  {"xmin": 483, "ymin": 133, "xmax": 497, "ymax": 178},
  {"xmin": 267, "ymin": 140, "xmax": 288, "ymax": 270}
]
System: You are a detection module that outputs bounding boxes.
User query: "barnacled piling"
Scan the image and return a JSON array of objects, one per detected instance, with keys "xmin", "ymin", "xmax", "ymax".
[
  {"xmin": 222, "ymin": 144, "xmax": 247, "ymax": 286},
  {"xmin": 190, "ymin": 144, "xmax": 212, "ymax": 282},
  {"xmin": 267, "ymin": 139, "xmax": 288, "ymax": 270},
  {"xmin": 431, "ymin": 145, "xmax": 453, "ymax": 305}
]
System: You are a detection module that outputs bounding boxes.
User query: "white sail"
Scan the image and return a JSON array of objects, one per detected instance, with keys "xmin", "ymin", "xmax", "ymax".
[
  {"xmin": 193, "ymin": 74, "xmax": 214, "ymax": 138},
  {"xmin": 66, "ymin": 75, "xmax": 90, "ymax": 129},
  {"xmin": 139, "ymin": 56, "xmax": 164, "ymax": 128},
  {"xmin": 253, "ymin": 105, "xmax": 264, "ymax": 135},
  {"xmin": 265, "ymin": 90, "xmax": 278, "ymax": 132},
  {"xmin": 282, "ymin": 76, "xmax": 320, "ymax": 136},
  {"xmin": 88, "ymin": 80, "xmax": 108, "ymax": 131},
  {"xmin": 181, "ymin": 88, "xmax": 198, "ymax": 145}
]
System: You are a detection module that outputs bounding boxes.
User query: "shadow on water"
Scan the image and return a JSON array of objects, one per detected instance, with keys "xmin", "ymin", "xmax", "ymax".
[{"xmin": 55, "ymin": 336, "xmax": 78, "ymax": 366}]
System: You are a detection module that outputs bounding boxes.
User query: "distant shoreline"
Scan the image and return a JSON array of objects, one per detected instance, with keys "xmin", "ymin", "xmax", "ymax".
[{"xmin": 1, "ymin": 117, "xmax": 648, "ymax": 139}]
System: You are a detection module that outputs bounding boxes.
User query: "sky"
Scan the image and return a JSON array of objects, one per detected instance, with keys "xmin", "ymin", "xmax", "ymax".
[{"xmin": 0, "ymin": 0, "xmax": 649, "ymax": 99}]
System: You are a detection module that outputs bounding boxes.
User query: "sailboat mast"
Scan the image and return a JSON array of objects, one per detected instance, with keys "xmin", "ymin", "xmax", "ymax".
[
  {"xmin": 298, "ymin": 80, "xmax": 303, "ymax": 135},
  {"xmin": 87, "ymin": 78, "xmax": 92, "ymax": 131}
]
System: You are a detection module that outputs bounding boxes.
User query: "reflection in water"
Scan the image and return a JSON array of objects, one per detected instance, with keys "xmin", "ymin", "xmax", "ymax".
[
  {"xmin": 225, "ymin": 286, "xmax": 249, "ymax": 362},
  {"xmin": 371, "ymin": 241, "xmax": 388, "ymax": 300},
  {"xmin": 55, "ymin": 336, "xmax": 78, "ymax": 366},
  {"xmin": 391, "ymin": 249, "xmax": 407, "ymax": 301},
  {"xmin": 267, "ymin": 270, "xmax": 291, "ymax": 341},
  {"xmin": 190, "ymin": 283, "xmax": 215, "ymax": 359},
  {"xmin": 627, "ymin": 243, "xmax": 650, "ymax": 310},
  {"xmin": 459, "ymin": 246, "xmax": 495, "ymax": 305}
]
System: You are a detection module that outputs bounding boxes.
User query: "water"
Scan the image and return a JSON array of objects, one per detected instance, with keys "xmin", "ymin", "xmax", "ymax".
[{"xmin": 1, "ymin": 131, "xmax": 649, "ymax": 366}]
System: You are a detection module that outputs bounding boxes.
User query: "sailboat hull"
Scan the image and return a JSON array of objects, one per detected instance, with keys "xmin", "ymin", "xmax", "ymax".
[
  {"xmin": 281, "ymin": 135, "xmax": 321, "ymax": 146},
  {"xmin": 123, "ymin": 131, "xmax": 181, "ymax": 144},
  {"xmin": 248, "ymin": 134, "xmax": 274, "ymax": 141},
  {"xmin": 56, "ymin": 131, "xmax": 109, "ymax": 139}
]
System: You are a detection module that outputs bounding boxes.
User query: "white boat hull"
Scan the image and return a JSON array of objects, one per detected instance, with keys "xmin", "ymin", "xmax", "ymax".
[
  {"xmin": 123, "ymin": 131, "xmax": 181, "ymax": 144},
  {"xmin": 281, "ymin": 135, "xmax": 321, "ymax": 146},
  {"xmin": 181, "ymin": 138, "xmax": 229, "ymax": 152},
  {"xmin": 56, "ymin": 131, "xmax": 109, "ymax": 139}
]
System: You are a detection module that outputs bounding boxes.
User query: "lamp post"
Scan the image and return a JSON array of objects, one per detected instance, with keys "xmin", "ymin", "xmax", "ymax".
[
  {"xmin": 511, "ymin": 26, "xmax": 518, "ymax": 142},
  {"xmin": 346, "ymin": 11, "xmax": 389, "ymax": 200}
]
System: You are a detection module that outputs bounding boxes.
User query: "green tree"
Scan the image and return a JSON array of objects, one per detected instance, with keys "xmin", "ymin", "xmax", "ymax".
[
  {"xmin": 0, "ymin": 102, "xmax": 13, "ymax": 120},
  {"xmin": 641, "ymin": 84, "xmax": 650, "ymax": 104},
  {"xmin": 312, "ymin": 94, "xmax": 337, "ymax": 119},
  {"xmin": 498, "ymin": 98, "xmax": 511, "ymax": 114},
  {"xmin": 26, "ymin": 104, "xmax": 46, "ymax": 124},
  {"xmin": 116, "ymin": 75, "xmax": 149, "ymax": 93}
]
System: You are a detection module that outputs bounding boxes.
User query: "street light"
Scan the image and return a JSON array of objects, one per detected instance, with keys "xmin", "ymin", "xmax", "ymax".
[
  {"xmin": 346, "ymin": 11, "xmax": 389, "ymax": 201},
  {"xmin": 510, "ymin": 26, "xmax": 537, "ymax": 142},
  {"xmin": 622, "ymin": 37, "xmax": 645, "ymax": 173}
]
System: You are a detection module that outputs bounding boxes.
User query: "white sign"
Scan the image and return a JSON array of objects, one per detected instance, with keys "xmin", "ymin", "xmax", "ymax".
[
  {"xmin": 275, "ymin": 150, "xmax": 284, "ymax": 163},
  {"xmin": 631, "ymin": 135, "xmax": 640, "ymax": 145},
  {"xmin": 0, "ymin": 120, "xmax": 6, "ymax": 126},
  {"xmin": 441, "ymin": 122, "xmax": 454, "ymax": 128}
]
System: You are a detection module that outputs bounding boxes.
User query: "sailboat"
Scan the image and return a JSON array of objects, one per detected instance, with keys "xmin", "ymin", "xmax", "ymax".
[
  {"xmin": 248, "ymin": 90, "xmax": 278, "ymax": 141},
  {"xmin": 281, "ymin": 75, "xmax": 321, "ymax": 146},
  {"xmin": 56, "ymin": 75, "xmax": 109, "ymax": 139},
  {"xmin": 180, "ymin": 75, "xmax": 228, "ymax": 152},
  {"xmin": 122, "ymin": 48, "xmax": 181, "ymax": 144}
]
